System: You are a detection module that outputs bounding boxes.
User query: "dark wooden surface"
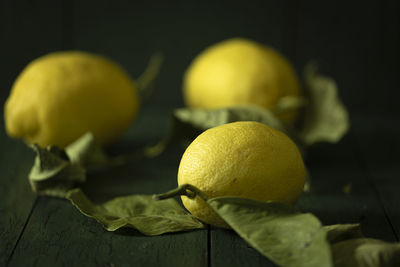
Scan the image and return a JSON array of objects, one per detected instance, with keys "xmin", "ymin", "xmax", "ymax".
[{"xmin": 1, "ymin": 1, "xmax": 399, "ymax": 266}]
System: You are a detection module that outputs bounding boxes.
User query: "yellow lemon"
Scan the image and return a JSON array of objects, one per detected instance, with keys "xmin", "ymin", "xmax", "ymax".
[
  {"xmin": 183, "ymin": 38, "xmax": 301, "ymax": 123},
  {"xmin": 177, "ymin": 121, "xmax": 306, "ymax": 227},
  {"xmin": 4, "ymin": 51, "xmax": 139, "ymax": 148}
]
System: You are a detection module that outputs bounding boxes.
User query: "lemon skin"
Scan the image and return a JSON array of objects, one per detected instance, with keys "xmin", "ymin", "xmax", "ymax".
[{"xmin": 4, "ymin": 51, "xmax": 139, "ymax": 148}]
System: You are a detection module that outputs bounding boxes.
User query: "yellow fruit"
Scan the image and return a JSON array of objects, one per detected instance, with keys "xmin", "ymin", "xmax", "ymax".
[
  {"xmin": 177, "ymin": 121, "xmax": 306, "ymax": 227},
  {"xmin": 4, "ymin": 51, "xmax": 139, "ymax": 148},
  {"xmin": 183, "ymin": 38, "xmax": 301, "ymax": 123}
]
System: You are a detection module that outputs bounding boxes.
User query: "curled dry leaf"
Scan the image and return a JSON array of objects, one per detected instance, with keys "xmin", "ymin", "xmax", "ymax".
[
  {"xmin": 67, "ymin": 188, "xmax": 205, "ymax": 235},
  {"xmin": 323, "ymin": 224, "xmax": 364, "ymax": 244},
  {"xmin": 173, "ymin": 105, "xmax": 287, "ymax": 133},
  {"xmin": 271, "ymin": 95, "xmax": 308, "ymax": 115},
  {"xmin": 300, "ymin": 64, "xmax": 350, "ymax": 145},
  {"xmin": 324, "ymin": 224, "xmax": 400, "ymax": 266},
  {"xmin": 65, "ymin": 132, "xmax": 108, "ymax": 166},
  {"xmin": 28, "ymin": 132, "xmax": 107, "ymax": 197},
  {"xmin": 331, "ymin": 238, "xmax": 400, "ymax": 267},
  {"xmin": 29, "ymin": 144, "xmax": 85, "ymax": 197}
]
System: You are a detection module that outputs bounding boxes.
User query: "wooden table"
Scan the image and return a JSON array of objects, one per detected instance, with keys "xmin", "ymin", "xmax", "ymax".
[
  {"xmin": 1, "ymin": 106, "xmax": 399, "ymax": 266},
  {"xmin": 1, "ymin": 1, "xmax": 399, "ymax": 266}
]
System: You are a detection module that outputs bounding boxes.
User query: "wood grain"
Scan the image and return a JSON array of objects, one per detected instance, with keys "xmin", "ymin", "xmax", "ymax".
[
  {"xmin": 8, "ymin": 197, "xmax": 208, "ymax": 267},
  {"xmin": 210, "ymin": 227, "xmax": 277, "ymax": 267},
  {"xmin": 0, "ymin": 124, "xmax": 37, "ymax": 266},
  {"xmin": 351, "ymin": 115, "xmax": 400, "ymax": 240},
  {"xmin": 299, "ymin": 133, "xmax": 396, "ymax": 241}
]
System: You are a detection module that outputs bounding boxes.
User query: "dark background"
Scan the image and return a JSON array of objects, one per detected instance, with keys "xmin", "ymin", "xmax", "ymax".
[
  {"xmin": 1, "ymin": 1, "xmax": 400, "ymax": 266},
  {"xmin": 1, "ymin": 0, "xmax": 399, "ymax": 115}
]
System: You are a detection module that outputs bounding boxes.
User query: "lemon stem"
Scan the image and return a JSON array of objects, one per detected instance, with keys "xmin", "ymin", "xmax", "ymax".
[
  {"xmin": 153, "ymin": 184, "xmax": 209, "ymax": 201},
  {"xmin": 136, "ymin": 52, "xmax": 164, "ymax": 101}
]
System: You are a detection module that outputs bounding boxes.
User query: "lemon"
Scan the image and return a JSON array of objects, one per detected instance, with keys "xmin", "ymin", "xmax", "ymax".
[
  {"xmin": 183, "ymin": 38, "xmax": 301, "ymax": 123},
  {"xmin": 4, "ymin": 51, "xmax": 139, "ymax": 148},
  {"xmin": 177, "ymin": 121, "xmax": 306, "ymax": 227}
]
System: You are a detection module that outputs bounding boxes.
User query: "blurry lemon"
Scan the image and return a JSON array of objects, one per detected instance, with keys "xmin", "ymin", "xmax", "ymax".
[
  {"xmin": 183, "ymin": 38, "xmax": 301, "ymax": 123},
  {"xmin": 4, "ymin": 51, "xmax": 139, "ymax": 148},
  {"xmin": 178, "ymin": 121, "xmax": 306, "ymax": 227}
]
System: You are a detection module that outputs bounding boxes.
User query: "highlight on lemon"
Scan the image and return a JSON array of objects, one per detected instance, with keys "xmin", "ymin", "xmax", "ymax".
[
  {"xmin": 177, "ymin": 121, "xmax": 306, "ymax": 227},
  {"xmin": 4, "ymin": 51, "xmax": 139, "ymax": 148},
  {"xmin": 183, "ymin": 38, "xmax": 302, "ymax": 124}
]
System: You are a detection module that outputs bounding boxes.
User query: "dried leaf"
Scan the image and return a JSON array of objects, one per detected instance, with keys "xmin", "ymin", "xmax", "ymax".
[
  {"xmin": 207, "ymin": 197, "xmax": 332, "ymax": 267},
  {"xmin": 331, "ymin": 238, "xmax": 400, "ymax": 267},
  {"xmin": 271, "ymin": 96, "xmax": 308, "ymax": 115},
  {"xmin": 174, "ymin": 105, "xmax": 287, "ymax": 133},
  {"xmin": 28, "ymin": 132, "xmax": 106, "ymax": 197},
  {"xmin": 67, "ymin": 188, "xmax": 205, "ymax": 235},
  {"xmin": 300, "ymin": 64, "xmax": 350, "ymax": 145},
  {"xmin": 65, "ymin": 132, "xmax": 108, "ymax": 166},
  {"xmin": 324, "ymin": 224, "xmax": 364, "ymax": 244},
  {"xmin": 28, "ymin": 145, "xmax": 85, "ymax": 197}
]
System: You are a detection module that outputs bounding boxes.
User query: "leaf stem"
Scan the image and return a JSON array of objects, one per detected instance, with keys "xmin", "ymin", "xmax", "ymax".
[
  {"xmin": 153, "ymin": 184, "xmax": 209, "ymax": 201},
  {"xmin": 136, "ymin": 52, "xmax": 164, "ymax": 102}
]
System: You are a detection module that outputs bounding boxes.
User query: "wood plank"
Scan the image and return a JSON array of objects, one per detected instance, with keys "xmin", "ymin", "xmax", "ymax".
[
  {"xmin": 351, "ymin": 115, "xmax": 400, "ymax": 240},
  {"xmin": 349, "ymin": 3, "xmax": 400, "ymax": 240},
  {"xmin": 211, "ymin": 227, "xmax": 276, "ymax": 267},
  {"xmin": 298, "ymin": 133, "xmax": 396, "ymax": 241},
  {"xmin": 299, "ymin": 133, "xmax": 395, "ymax": 241},
  {"xmin": 8, "ymin": 197, "xmax": 208, "ymax": 267},
  {"xmin": 0, "ymin": 124, "xmax": 37, "ymax": 266}
]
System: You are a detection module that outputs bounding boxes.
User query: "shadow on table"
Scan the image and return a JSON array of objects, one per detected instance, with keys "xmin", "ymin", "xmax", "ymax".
[{"xmin": 81, "ymin": 145, "xmax": 184, "ymax": 203}]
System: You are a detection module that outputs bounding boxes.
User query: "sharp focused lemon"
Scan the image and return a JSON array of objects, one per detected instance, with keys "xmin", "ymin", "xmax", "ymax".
[
  {"xmin": 183, "ymin": 38, "xmax": 301, "ymax": 123},
  {"xmin": 177, "ymin": 121, "xmax": 306, "ymax": 227},
  {"xmin": 4, "ymin": 51, "xmax": 139, "ymax": 148}
]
